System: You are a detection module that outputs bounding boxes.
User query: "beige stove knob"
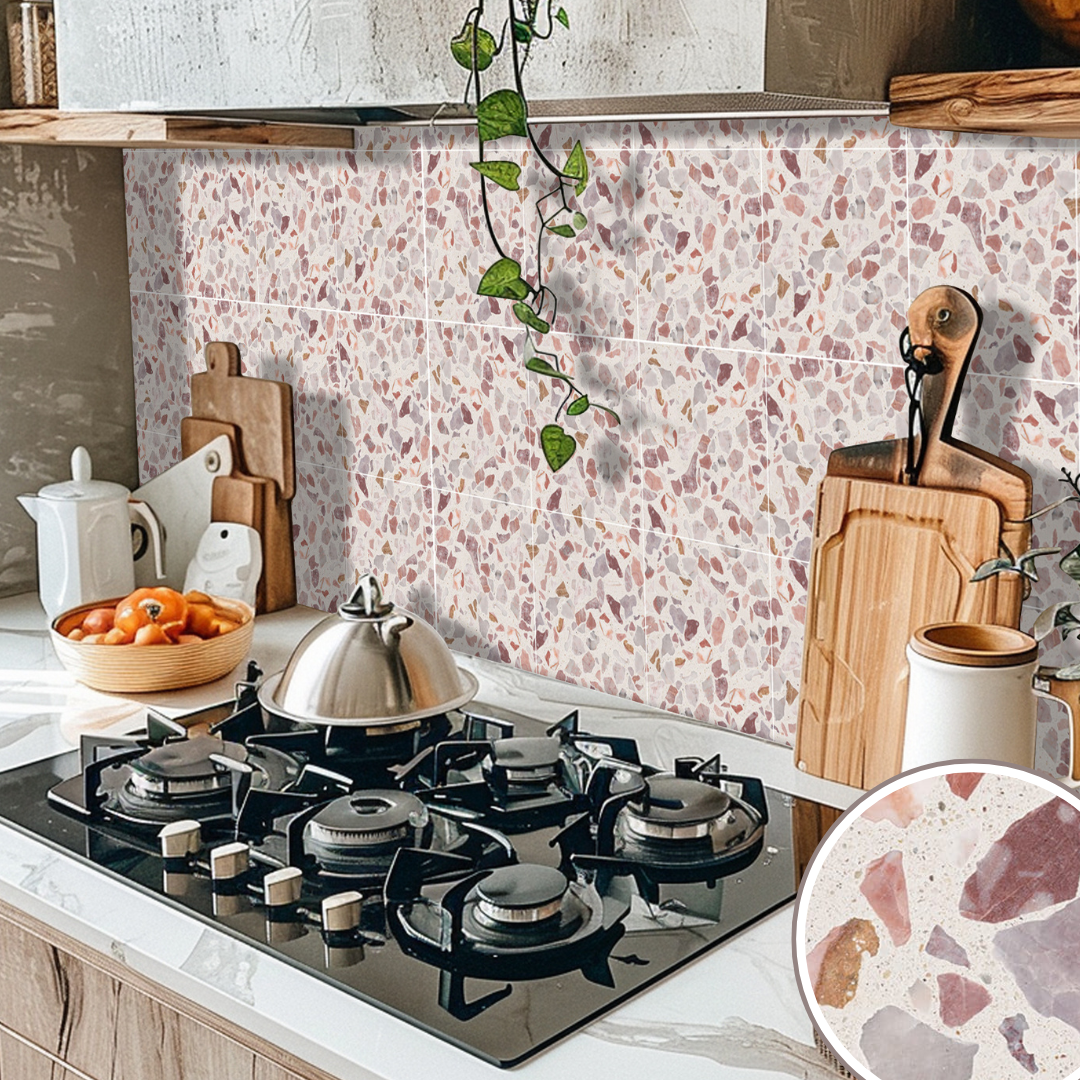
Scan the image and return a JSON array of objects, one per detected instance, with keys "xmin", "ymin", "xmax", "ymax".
[
  {"xmin": 210, "ymin": 841, "xmax": 250, "ymax": 882},
  {"xmin": 321, "ymin": 890, "xmax": 363, "ymax": 935},
  {"xmin": 158, "ymin": 819, "xmax": 201, "ymax": 860},
  {"xmin": 264, "ymin": 866, "xmax": 303, "ymax": 909}
]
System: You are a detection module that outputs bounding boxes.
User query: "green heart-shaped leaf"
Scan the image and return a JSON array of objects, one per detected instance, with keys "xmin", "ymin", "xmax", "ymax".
[
  {"xmin": 541, "ymin": 424, "xmax": 577, "ymax": 472},
  {"xmin": 564, "ymin": 140, "xmax": 588, "ymax": 196},
  {"xmin": 572, "ymin": 211, "xmax": 588, "ymax": 231},
  {"xmin": 471, "ymin": 160, "xmax": 521, "ymax": 191},
  {"xmin": 567, "ymin": 395, "xmax": 590, "ymax": 416},
  {"xmin": 478, "ymin": 257, "xmax": 529, "ymax": 300},
  {"xmin": 477, "ymin": 89, "xmax": 528, "ymax": 141},
  {"xmin": 450, "ymin": 24, "xmax": 497, "ymax": 71},
  {"xmin": 513, "ymin": 302, "xmax": 550, "ymax": 334}
]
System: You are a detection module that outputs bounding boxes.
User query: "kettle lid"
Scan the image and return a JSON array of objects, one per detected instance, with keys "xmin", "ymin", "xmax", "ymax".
[{"xmin": 37, "ymin": 446, "xmax": 131, "ymax": 502}]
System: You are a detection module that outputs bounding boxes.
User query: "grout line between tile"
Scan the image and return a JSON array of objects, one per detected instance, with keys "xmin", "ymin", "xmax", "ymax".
[
  {"xmin": 420, "ymin": 142, "xmax": 441, "ymax": 635},
  {"xmin": 1075, "ymin": 148, "xmax": 1080, "ymax": 471},
  {"xmin": 902, "ymin": 124, "xmax": 912, "ymax": 318}
]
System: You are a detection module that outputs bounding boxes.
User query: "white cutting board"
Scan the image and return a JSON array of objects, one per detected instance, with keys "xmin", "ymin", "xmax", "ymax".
[{"xmin": 132, "ymin": 435, "xmax": 232, "ymax": 590}]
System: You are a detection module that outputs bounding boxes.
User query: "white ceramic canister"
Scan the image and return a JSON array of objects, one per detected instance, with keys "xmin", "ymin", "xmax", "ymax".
[{"xmin": 902, "ymin": 623, "xmax": 1040, "ymax": 772}]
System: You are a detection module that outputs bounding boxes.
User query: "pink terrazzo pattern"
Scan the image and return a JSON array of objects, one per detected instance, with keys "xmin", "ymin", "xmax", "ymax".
[
  {"xmin": 345, "ymin": 474, "xmax": 435, "ymax": 626},
  {"xmin": 126, "ymin": 120, "xmax": 1080, "ymax": 768}
]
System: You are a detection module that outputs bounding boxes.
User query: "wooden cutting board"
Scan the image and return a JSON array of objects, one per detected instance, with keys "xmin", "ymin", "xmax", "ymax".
[
  {"xmin": 180, "ymin": 342, "xmax": 297, "ymax": 614},
  {"xmin": 189, "ymin": 341, "xmax": 295, "ymax": 500},
  {"xmin": 794, "ymin": 286, "xmax": 1033, "ymax": 790},
  {"xmin": 796, "ymin": 477, "xmax": 1011, "ymax": 788}
]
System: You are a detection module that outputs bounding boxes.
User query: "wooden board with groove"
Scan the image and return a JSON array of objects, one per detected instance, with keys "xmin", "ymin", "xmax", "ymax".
[
  {"xmin": 794, "ymin": 286, "xmax": 1033, "ymax": 790},
  {"xmin": 795, "ymin": 476, "xmax": 1014, "ymax": 789}
]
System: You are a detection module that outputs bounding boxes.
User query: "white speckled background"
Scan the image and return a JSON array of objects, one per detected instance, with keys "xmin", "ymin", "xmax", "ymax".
[{"xmin": 800, "ymin": 769, "xmax": 1080, "ymax": 1080}]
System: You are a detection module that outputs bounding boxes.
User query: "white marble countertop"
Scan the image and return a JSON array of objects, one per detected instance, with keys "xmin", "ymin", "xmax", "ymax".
[{"xmin": 0, "ymin": 592, "xmax": 860, "ymax": 1080}]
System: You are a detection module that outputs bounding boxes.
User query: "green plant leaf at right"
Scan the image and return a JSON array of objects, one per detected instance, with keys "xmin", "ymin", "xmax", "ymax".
[
  {"xmin": 514, "ymin": 303, "xmax": 550, "ymax": 334},
  {"xmin": 547, "ymin": 223, "xmax": 575, "ymax": 238},
  {"xmin": 471, "ymin": 160, "xmax": 521, "ymax": 191},
  {"xmin": 541, "ymin": 424, "xmax": 577, "ymax": 471},
  {"xmin": 478, "ymin": 258, "xmax": 530, "ymax": 300},
  {"xmin": 477, "ymin": 89, "xmax": 528, "ymax": 141},
  {"xmin": 450, "ymin": 24, "xmax": 497, "ymax": 71},
  {"xmin": 572, "ymin": 212, "xmax": 587, "ymax": 231},
  {"xmin": 567, "ymin": 396, "xmax": 590, "ymax": 415},
  {"xmin": 1062, "ymin": 544, "xmax": 1080, "ymax": 584},
  {"xmin": 556, "ymin": 7, "xmax": 570, "ymax": 28}
]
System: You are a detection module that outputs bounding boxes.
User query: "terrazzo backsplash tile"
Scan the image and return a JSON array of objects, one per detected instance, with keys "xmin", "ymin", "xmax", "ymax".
[
  {"xmin": 799, "ymin": 767, "xmax": 1080, "ymax": 1080},
  {"xmin": 125, "ymin": 119, "xmax": 1080, "ymax": 761}
]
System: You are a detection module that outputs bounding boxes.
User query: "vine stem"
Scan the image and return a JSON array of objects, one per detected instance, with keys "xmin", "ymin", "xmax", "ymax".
[
  {"xmin": 508, "ymin": 0, "xmax": 563, "ymax": 179},
  {"xmin": 470, "ymin": 0, "xmax": 511, "ymax": 265}
]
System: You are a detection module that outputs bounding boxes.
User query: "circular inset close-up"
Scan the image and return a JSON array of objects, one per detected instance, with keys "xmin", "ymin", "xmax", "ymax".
[{"xmin": 794, "ymin": 762, "xmax": 1080, "ymax": 1080}]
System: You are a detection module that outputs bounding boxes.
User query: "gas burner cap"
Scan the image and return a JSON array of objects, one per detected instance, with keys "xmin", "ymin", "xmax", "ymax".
[
  {"xmin": 625, "ymin": 776, "xmax": 735, "ymax": 840},
  {"xmin": 485, "ymin": 737, "xmax": 561, "ymax": 782},
  {"xmin": 307, "ymin": 790, "xmax": 429, "ymax": 848},
  {"xmin": 474, "ymin": 865, "xmax": 568, "ymax": 925},
  {"xmin": 128, "ymin": 735, "xmax": 245, "ymax": 797}
]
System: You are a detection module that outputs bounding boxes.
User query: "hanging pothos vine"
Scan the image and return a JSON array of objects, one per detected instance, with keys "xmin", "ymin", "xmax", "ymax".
[{"xmin": 451, "ymin": 0, "xmax": 620, "ymax": 472}]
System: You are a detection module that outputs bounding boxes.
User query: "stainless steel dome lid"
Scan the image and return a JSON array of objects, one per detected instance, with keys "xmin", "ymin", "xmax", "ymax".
[{"xmin": 258, "ymin": 575, "xmax": 479, "ymax": 727}]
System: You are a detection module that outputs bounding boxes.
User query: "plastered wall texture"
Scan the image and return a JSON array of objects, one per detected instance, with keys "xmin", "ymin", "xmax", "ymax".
[
  {"xmin": 803, "ymin": 771, "xmax": 1080, "ymax": 1080},
  {"xmin": 0, "ymin": 145, "xmax": 137, "ymax": 599},
  {"xmin": 124, "ymin": 116, "xmax": 1080, "ymax": 767}
]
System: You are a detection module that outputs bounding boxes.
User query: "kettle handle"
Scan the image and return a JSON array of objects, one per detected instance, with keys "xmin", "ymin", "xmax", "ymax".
[
  {"xmin": 1033, "ymin": 666, "xmax": 1080, "ymax": 783},
  {"xmin": 129, "ymin": 500, "xmax": 166, "ymax": 580}
]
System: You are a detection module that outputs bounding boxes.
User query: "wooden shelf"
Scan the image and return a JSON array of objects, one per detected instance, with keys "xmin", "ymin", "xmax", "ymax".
[
  {"xmin": 0, "ymin": 109, "xmax": 355, "ymax": 149},
  {"xmin": 890, "ymin": 67, "xmax": 1080, "ymax": 137}
]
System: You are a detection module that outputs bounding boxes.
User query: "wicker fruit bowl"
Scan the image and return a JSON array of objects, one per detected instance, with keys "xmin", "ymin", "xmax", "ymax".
[{"xmin": 50, "ymin": 594, "xmax": 255, "ymax": 693}]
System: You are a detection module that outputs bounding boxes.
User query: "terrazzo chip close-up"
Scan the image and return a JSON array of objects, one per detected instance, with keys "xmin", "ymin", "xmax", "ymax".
[{"xmin": 795, "ymin": 764, "xmax": 1080, "ymax": 1080}]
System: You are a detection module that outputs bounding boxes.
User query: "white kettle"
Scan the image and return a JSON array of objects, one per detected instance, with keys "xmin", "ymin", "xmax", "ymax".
[{"xmin": 17, "ymin": 446, "xmax": 165, "ymax": 619}]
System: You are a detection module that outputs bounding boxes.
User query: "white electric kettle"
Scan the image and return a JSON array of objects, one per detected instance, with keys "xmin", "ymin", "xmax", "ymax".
[{"xmin": 17, "ymin": 446, "xmax": 165, "ymax": 619}]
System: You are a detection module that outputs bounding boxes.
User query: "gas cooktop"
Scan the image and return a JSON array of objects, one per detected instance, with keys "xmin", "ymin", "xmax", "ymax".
[{"xmin": 0, "ymin": 663, "xmax": 818, "ymax": 1068}]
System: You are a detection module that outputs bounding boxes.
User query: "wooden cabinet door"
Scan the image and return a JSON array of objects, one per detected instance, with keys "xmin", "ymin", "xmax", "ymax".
[{"xmin": 0, "ymin": 901, "xmax": 335, "ymax": 1080}]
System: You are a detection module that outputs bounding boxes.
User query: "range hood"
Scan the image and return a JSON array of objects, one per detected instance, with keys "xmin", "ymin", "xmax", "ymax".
[{"xmin": 53, "ymin": 0, "xmax": 1023, "ymax": 121}]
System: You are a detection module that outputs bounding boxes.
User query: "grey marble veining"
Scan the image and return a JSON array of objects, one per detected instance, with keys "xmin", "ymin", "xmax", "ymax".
[
  {"xmin": 0, "ymin": 144, "xmax": 136, "ymax": 599},
  {"xmin": 181, "ymin": 929, "xmax": 260, "ymax": 1006},
  {"xmin": 588, "ymin": 1017, "xmax": 841, "ymax": 1080}
]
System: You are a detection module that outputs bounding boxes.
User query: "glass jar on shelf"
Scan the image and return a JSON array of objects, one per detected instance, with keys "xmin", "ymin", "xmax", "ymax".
[{"xmin": 6, "ymin": 0, "xmax": 58, "ymax": 108}]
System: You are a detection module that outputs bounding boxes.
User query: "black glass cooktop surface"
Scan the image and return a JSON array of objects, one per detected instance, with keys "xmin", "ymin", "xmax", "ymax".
[{"xmin": 0, "ymin": 701, "xmax": 817, "ymax": 1068}]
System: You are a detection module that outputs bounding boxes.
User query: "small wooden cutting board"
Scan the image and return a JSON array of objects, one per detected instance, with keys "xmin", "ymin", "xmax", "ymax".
[{"xmin": 189, "ymin": 341, "xmax": 295, "ymax": 500}]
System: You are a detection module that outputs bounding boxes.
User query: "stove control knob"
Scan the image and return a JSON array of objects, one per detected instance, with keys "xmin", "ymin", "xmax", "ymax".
[
  {"xmin": 210, "ymin": 841, "xmax": 250, "ymax": 883},
  {"xmin": 158, "ymin": 819, "xmax": 201, "ymax": 861},
  {"xmin": 321, "ymin": 891, "xmax": 363, "ymax": 935},
  {"xmin": 263, "ymin": 866, "xmax": 303, "ymax": 909}
]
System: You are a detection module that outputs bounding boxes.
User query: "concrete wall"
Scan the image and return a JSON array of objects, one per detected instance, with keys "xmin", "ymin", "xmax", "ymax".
[{"xmin": 0, "ymin": 145, "xmax": 137, "ymax": 598}]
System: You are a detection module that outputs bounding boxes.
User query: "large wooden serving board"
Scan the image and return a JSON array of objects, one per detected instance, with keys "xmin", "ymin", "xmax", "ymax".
[
  {"xmin": 794, "ymin": 286, "xmax": 1033, "ymax": 790},
  {"xmin": 795, "ymin": 476, "xmax": 1017, "ymax": 790}
]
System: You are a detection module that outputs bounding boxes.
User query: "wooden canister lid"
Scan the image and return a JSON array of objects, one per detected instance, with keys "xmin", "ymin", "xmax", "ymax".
[{"xmin": 910, "ymin": 622, "xmax": 1038, "ymax": 668}]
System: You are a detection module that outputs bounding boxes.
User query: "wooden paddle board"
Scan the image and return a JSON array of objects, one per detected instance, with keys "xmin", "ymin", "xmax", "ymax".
[{"xmin": 794, "ymin": 286, "xmax": 1033, "ymax": 789}]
